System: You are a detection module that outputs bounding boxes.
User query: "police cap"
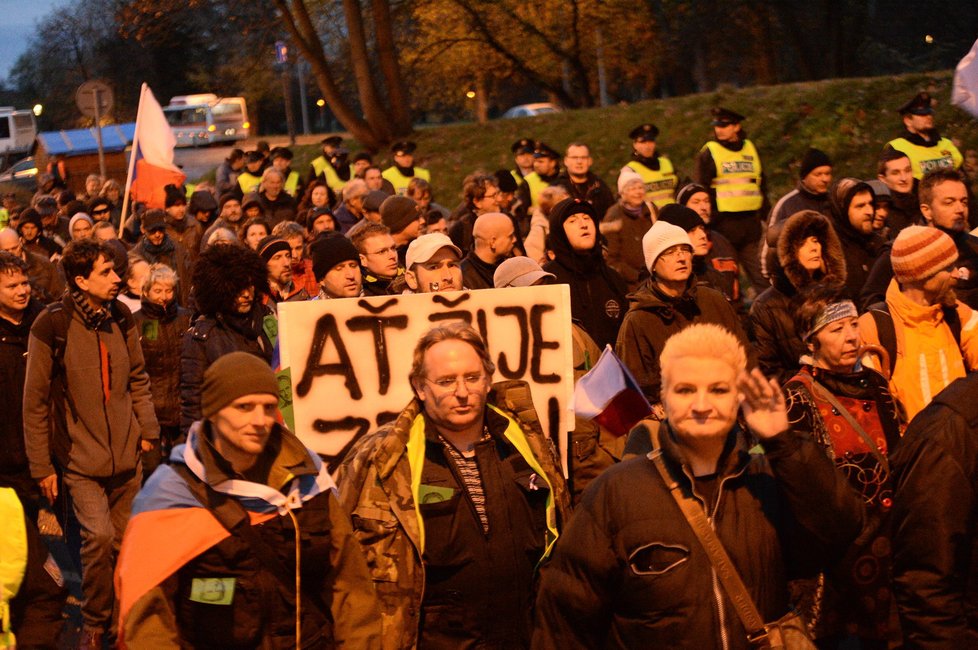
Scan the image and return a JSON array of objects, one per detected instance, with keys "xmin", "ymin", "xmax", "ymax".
[
  {"xmin": 511, "ymin": 138, "xmax": 535, "ymax": 154},
  {"xmin": 244, "ymin": 150, "xmax": 264, "ymax": 164},
  {"xmin": 270, "ymin": 147, "xmax": 293, "ymax": 161},
  {"xmin": 321, "ymin": 135, "xmax": 343, "ymax": 147},
  {"xmin": 711, "ymin": 107, "xmax": 746, "ymax": 126},
  {"xmin": 898, "ymin": 92, "xmax": 934, "ymax": 116},
  {"xmin": 629, "ymin": 123, "xmax": 659, "ymax": 141},
  {"xmin": 390, "ymin": 141, "xmax": 417, "ymax": 155},
  {"xmin": 533, "ymin": 141, "xmax": 559, "ymax": 159}
]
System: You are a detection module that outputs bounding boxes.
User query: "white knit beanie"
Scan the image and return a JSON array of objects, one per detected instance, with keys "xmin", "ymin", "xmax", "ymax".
[
  {"xmin": 642, "ymin": 220, "xmax": 692, "ymax": 272},
  {"xmin": 617, "ymin": 166, "xmax": 645, "ymax": 195}
]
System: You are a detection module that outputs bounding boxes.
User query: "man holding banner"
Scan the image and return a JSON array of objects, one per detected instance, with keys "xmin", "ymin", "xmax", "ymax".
[{"xmin": 335, "ymin": 321, "xmax": 569, "ymax": 649}]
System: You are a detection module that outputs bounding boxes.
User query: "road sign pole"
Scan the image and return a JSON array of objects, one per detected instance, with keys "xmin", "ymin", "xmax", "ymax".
[{"xmin": 94, "ymin": 89, "xmax": 106, "ymax": 179}]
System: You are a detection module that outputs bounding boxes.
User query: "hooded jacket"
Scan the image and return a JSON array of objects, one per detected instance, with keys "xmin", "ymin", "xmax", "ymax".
[
  {"xmin": 23, "ymin": 295, "xmax": 160, "ymax": 479},
  {"xmin": 748, "ymin": 210, "xmax": 847, "ymax": 384},
  {"xmin": 827, "ymin": 178, "xmax": 885, "ymax": 297},
  {"xmin": 858, "ymin": 279, "xmax": 978, "ymax": 422},
  {"xmin": 617, "ymin": 280, "xmax": 749, "ymax": 406},
  {"xmin": 532, "ymin": 422, "xmax": 865, "ymax": 649},
  {"xmin": 761, "ymin": 182, "xmax": 831, "ymax": 278}
]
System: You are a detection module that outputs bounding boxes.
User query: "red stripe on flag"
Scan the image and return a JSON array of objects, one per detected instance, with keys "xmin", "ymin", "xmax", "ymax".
[
  {"xmin": 130, "ymin": 159, "xmax": 186, "ymax": 209},
  {"xmin": 593, "ymin": 388, "xmax": 653, "ymax": 438}
]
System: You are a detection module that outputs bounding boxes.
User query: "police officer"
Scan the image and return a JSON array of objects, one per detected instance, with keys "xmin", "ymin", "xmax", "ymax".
[
  {"xmin": 510, "ymin": 138, "xmax": 535, "ymax": 185},
  {"xmin": 695, "ymin": 107, "xmax": 767, "ymax": 292},
  {"xmin": 235, "ymin": 151, "xmax": 265, "ymax": 197},
  {"xmin": 516, "ymin": 141, "xmax": 561, "ymax": 212},
  {"xmin": 307, "ymin": 135, "xmax": 353, "ymax": 195},
  {"xmin": 622, "ymin": 123, "xmax": 677, "ymax": 209},
  {"xmin": 382, "ymin": 141, "xmax": 431, "ymax": 195},
  {"xmin": 886, "ymin": 92, "xmax": 963, "ymax": 180},
  {"xmin": 269, "ymin": 147, "xmax": 303, "ymax": 199}
]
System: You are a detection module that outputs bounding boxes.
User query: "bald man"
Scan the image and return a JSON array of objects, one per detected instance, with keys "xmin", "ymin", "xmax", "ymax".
[
  {"xmin": 0, "ymin": 228, "xmax": 64, "ymax": 303},
  {"xmin": 460, "ymin": 212, "xmax": 517, "ymax": 290}
]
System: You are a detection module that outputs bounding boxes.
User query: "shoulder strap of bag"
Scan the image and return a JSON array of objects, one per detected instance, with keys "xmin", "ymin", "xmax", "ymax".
[
  {"xmin": 170, "ymin": 462, "xmax": 294, "ymax": 587},
  {"xmin": 804, "ymin": 378, "xmax": 890, "ymax": 475},
  {"xmin": 647, "ymin": 426, "xmax": 772, "ymax": 644},
  {"xmin": 867, "ymin": 302, "xmax": 897, "ymax": 376}
]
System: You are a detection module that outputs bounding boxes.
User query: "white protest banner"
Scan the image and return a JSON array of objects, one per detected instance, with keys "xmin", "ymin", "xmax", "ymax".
[{"xmin": 278, "ymin": 285, "xmax": 574, "ymax": 472}]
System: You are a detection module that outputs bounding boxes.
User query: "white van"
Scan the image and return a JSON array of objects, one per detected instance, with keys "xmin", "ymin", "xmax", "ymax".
[
  {"xmin": 163, "ymin": 94, "xmax": 250, "ymax": 147},
  {"xmin": 0, "ymin": 108, "xmax": 37, "ymax": 156}
]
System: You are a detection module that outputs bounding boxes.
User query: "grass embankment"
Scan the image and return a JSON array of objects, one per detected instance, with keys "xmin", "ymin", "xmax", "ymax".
[{"xmin": 291, "ymin": 70, "xmax": 976, "ymax": 205}]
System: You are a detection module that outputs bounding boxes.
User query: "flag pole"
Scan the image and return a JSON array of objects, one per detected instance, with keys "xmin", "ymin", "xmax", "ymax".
[{"xmin": 118, "ymin": 83, "xmax": 146, "ymax": 239}]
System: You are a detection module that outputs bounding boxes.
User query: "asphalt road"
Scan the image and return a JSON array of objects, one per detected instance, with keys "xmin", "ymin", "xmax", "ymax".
[{"xmin": 173, "ymin": 133, "xmax": 327, "ymax": 182}]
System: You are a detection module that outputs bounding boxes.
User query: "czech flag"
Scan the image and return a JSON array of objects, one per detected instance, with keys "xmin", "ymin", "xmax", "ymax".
[
  {"xmin": 127, "ymin": 83, "xmax": 185, "ymax": 209},
  {"xmin": 573, "ymin": 345, "xmax": 652, "ymax": 437}
]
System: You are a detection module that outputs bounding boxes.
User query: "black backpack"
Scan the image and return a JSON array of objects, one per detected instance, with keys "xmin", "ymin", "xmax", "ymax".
[{"xmin": 867, "ymin": 301, "xmax": 962, "ymax": 376}]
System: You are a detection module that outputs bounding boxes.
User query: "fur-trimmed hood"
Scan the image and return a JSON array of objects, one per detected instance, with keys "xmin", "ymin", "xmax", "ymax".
[
  {"xmin": 776, "ymin": 210, "xmax": 846, "ymax": 290},
  {"xmin": 191, "ymin": 242, "xmax": 270, "ymax": 317}
]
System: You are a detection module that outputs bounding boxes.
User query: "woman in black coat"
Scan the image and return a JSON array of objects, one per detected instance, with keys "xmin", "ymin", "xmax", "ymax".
[{"xmin": 543, "ymin": 198, "xmax": 628, "ymax": 349}]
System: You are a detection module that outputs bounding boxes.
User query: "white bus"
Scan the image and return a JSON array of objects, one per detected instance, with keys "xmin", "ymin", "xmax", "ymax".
[{"xmin": 163, "ymin": 94, "xmax": 250, "ymax": 147}]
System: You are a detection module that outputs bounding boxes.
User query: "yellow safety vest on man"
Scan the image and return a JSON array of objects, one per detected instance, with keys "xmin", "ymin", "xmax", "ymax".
[
  {"xmin": 511, "ymin": 169, "xmax": 526, "ymax": 186},
  {"xmin": 284, "ymin": 170, "xmax": 301, "ymax": 197},
  {"xmin": 886, "ymin": 137, "xmax": 963, "ymax": 180},
  {"xmin": 382, "ymin": 166, "xmax": 431, "ymax": 195},
  {"xmin": 0, "ymin": 488, "xmax": 27, "ymax": 649},
  {"xmin": 523, "ymin": 172, "xmax": 551, "ymax": 209},
  {"xmin": 311, "ymin": 156, "xmax": 349, "ymax": 193},
  {"xmin": 625, "ymin": 159, "xmax": 677, "ymax": 208},
  {"xmin": 237, "ymin": 172, "xmax": 262, "ymax": 195},
  {"xmin": 703, "ymin": 140, "xmax": 763, "ymax": 212}
]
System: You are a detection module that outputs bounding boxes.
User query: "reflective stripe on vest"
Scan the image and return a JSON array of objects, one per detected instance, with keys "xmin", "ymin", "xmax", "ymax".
[
  {"xmin": 0, "ymin": 488, "xmax": 27, "ymax": 648},
  {"xmin": 625, "ymin": 159, "xmax": 677, "ymax": 208},
  {"xmin": 704, "ymin": 140, "xmax": 763, "ymax": 212},
  {"xmin": 524, "ymin": 172, "xmax": 550, "ymax": 208},
  {"xmin": 284, "ymin": 171, "xmax": 300, "ymax": 197},
  {"xmin": 382, "ymin": 166, "xmax": 431, "ymax": 195},
  {"xmin": 887, "ymin": 137, "xmax": 963, "ymax": 180},
  {"xmin": 237, "ymin": 172, "xmax": 262, "ymax": 194}
]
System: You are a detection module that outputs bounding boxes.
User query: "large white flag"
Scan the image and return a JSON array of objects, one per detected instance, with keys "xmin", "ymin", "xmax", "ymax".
[
  {"xmin": 124, "ymin": 83, "xmax": 185, "ymax": 210},
  {"xmin": 953, "ymin": 38, "xmax": 978, "ymax": 119}
]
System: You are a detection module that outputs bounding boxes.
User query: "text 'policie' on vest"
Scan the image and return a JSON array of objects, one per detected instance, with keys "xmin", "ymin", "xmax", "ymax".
[
  {"xmin": 703, "ymin": 140, "xmax": 764, "ymax": 213},
  {"xmin": 625, "ymin": 158, "xmax": 677, "ymax": 208}
]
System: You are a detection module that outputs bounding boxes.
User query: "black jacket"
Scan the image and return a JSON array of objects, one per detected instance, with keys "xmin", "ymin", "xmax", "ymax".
[
  {"xmin": 543, "ymin": 255, "xmax": 627, "ymax": 351},
  {"xmin": 0, "ymin": 300, "xmax": 43, "ymax": 495},
  {"xmin": 891, "ymin": 373, "xmax": 978, "ymax": 649},
  {"xmin": 617, "ymin": 280, "xmax": 749, "ymax": 405},
  {"xmin": 180, "ymin": 306, "xmax": 274, "ymax": 434},
  {"xmin": 555, "ymin": 172, "xmax": 616, "ymax": 222},
  {"xmin": 136, "ymin": 299, "xmax": 191, "ymax": 429},
  {"xmin": 533, "ymin": 423, "xmax": 864, "ymax": 649},
  {"xmin": 460, "ymin": 250, "xmax": 499, "ymax": 291}
]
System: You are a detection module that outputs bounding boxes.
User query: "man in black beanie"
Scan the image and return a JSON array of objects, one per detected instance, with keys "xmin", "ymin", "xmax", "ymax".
[
  {"xmin": 310, "ymin": 231, "xmax": 363, "ymax": 299},
  {"xmin": 380, "ymin": 195, "xmax": 423, "ymax": 265},
  {"xmin": 761, "ymin": 147, "xmax": 833, "ymax": 278}
]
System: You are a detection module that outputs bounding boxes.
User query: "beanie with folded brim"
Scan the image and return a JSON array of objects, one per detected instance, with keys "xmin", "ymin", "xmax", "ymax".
[
  {"xmin": 890, "ymin": 225, "xmax": 958, "ymax": 284},
  {"xmin": 201, "ymin": 351, "xmax": 278, "ymax": 419}
]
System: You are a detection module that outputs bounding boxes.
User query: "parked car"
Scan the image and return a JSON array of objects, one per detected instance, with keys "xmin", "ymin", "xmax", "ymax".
[
  {"xmin": 0, "ymin": 156, "xmax": 37, "ymax": 191},
  {"xmin": 500, "ymin": 103, "xmax": 562, "ymax": 119}
]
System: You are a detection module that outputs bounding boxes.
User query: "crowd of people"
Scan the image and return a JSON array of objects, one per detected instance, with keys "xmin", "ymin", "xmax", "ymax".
[{"xmin": 0, "ymin": 89, "xmax": 977, "ymax": 649}]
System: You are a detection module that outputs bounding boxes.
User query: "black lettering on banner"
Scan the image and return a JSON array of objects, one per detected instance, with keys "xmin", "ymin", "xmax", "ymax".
[
  {"xmin": 548, "ymin": 397, "xmax": 561, "ymax": 451},
  {"xmin": 493, "ymin": 306, "xmax": 530, "ymax": 377},
  {"xmin": 357, "ymin": 297, "xmax": 399, "ymax": 314},
  {"xmin": 347, "ymin": 314, "xmax": 409, "ymax": 394},
  {"xmin": 432, "ymin": 294, "xmax": 472, "ymax": 309},
  {"xmin": 476, "ymin": 309, "xmax": 489, "ymax": 347},
  {"xmin": 429, "ymin": 310, "xmax": 472, "ymax": 324},
  {"xmin": 314, "ymin": 416, "xmax": 372, "ymax": 473},
  {"xmin": 295, "ymin": 313, "xmax": 363, "ymax": 399},
  {"xmin": 530, "ymin": 304, "xmax": 560, "ymax": 383}
]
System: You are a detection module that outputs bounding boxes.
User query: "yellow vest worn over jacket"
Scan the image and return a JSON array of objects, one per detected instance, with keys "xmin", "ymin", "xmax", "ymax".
[
  {"xmin": 625, "ymin": 159, "xmax": 677, "ymax": 208},
  {"xmin": 382, "ymin": 166, "xmax": 430, "ymax": 195},
  {"xmin": 284, "ymin": 170, "xmax": 300, "ymax": 197},
  {"xmin": 859, "ymin": 279, "xmax": 978, "ymax": 421},
  {"xmin": 0, "ymin": 488, "xmax": 27, "ymax": 649},
  {"xmin": 886, "ymin": 137, "xmax": 963, "ymax": 180},
  {"xmin": 703, "ymin": 139, "xmax": 763, "ymax": 212},
  {"xmin": 523, "ymin": 172, "xmax": 551, "ymax": 209},
  {"xmin": 311, "ymin": 156, "xmax": 349, "ymax": 193},
  {"xmin": 236, "ymin": 172, "xmax": 262, "ymax": 195}
]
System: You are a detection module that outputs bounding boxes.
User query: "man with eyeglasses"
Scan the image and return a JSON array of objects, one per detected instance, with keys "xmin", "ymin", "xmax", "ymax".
[
  {"xmin": 556, "ymin": 142, "xmax": 615, "ymax": 221},
  {"xmin": 336, "ymin": 321, "xmax": 569, "ymax": 649},
  {"xmin": 351, "ymin": 222, "xmax": 403, "ymax": 296},
  {"xmin": 616, "ymin": 219, "xmax": 750, "ymax": 416}
]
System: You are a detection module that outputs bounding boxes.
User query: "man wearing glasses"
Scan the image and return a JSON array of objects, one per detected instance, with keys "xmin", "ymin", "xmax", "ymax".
[
  {"xmin": 616, "ymin": 219, "xmax": 750, "ymax": 417},
  {"xmin": 336, "ymin": 321, "xmax": 569, "ymax": 650}
]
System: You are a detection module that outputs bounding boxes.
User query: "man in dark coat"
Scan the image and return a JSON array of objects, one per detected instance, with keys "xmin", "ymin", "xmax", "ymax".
[
  {"xmin": 827, "ymin": 177, "xmax": 885, "ymax": 298},
  {"xmin": 891, "ymin": 373, "xmax": 978, "ymax": 648},
  {"xmin": 555, "ymin": 142, "xmax": 616, "ymax": 221},
  {"xmin": 460, "ymin": 212, "xmax": 516, "ymax": 290}
]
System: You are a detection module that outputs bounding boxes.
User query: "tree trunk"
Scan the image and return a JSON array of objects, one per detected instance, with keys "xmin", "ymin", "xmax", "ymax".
[
  {"xmin": 474, "ymin": 71, "xmax": 488, "ymax": 124},
  {"xmin": 371, "ymin": 0, "xmax": 413, "ymax": 136},
  {"xmin": 273, "ymin": 0, "xmax": 385, "ymax": 150},
  {"xmin": 342, "ymin": 0, "xmax": 393, "ymax": 142}
]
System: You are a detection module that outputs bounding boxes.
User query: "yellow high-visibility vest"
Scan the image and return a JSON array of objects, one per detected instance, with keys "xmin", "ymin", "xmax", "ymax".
[
  {"xmin": 625, "ymin": 158, "xmax": 677, "ymax": 208},
  {"xmin": 284, "ymin": 170, "xmax": 300, "ymax": 197},
  {"xmin": 0, "ymin": 488, "xmax": 27, "ymax": 649},
  {"xmin": 382, "ymin": 166, "xmax": 430, "ymax": 195},
  {"xmin": 886, "ymin": 137, "xmax": 963, "ymax": 180},
  {"xmin": 237, "ymin": 172, "xmax": 262, "ymax": 195},
  {"xmin": 523, "ymin": 172, "xmax": 550, "ymax": 208},
  {"xmin": 703, "ymin": 140, "xmax": 763, "ymax": 212}
]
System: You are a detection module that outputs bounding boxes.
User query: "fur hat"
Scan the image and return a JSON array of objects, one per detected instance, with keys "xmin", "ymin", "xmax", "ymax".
[
  {"xmin": 777, "ymin": 210, "xmax": 847, "ymax": 290},
  {"xmin": 191, "ymin": 243, "xmax": 268, "ymax": 316}
]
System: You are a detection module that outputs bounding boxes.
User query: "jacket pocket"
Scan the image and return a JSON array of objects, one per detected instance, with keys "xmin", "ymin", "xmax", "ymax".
[
  {"xmin": 628, "ymin": 542, "xmax": 690, "ymax": 577},
  {"xmin": 178, "ymin": 574, "xmax": 264, "ymax": 647},
  {"xmin": 351, "ymin": 504, "xmax": 402, "ymax": 583}
]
